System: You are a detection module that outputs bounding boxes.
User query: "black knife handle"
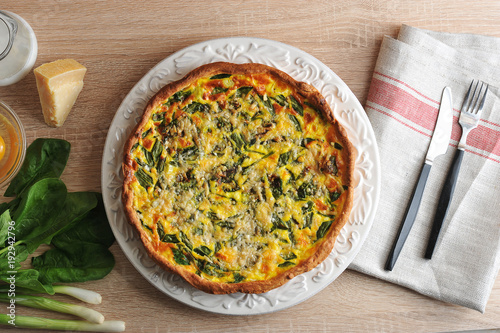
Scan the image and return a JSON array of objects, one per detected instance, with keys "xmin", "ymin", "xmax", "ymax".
[
  {"xmin": 385, "ymin": 163, "xmax": 432, "ymax": 271},
  {"xmin": 424, "ymin": 149, "xmax": 464, "ymax": 259}
]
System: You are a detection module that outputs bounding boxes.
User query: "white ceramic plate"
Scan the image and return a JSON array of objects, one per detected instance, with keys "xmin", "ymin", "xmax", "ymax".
[{"xmin": 101, "ymin": 37, "xmax": 381, "ymax": 315}]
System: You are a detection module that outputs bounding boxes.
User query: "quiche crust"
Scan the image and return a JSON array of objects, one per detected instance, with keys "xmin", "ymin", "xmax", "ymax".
[{"xmin": 122, "ymin": 62, "xmax": 354, "ymax": 294}]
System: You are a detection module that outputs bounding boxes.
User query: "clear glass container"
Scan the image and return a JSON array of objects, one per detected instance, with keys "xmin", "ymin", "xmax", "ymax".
[
  {"xmin": 0, "ymin": 10, "xmax": 37, "ymax": 86},
  {"xmin": 0, "ymin": 100, "xmax": 26, "ymax": 188}
]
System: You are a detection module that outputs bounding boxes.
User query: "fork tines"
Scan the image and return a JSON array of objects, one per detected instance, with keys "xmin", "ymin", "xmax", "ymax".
[{"xmin": 463, "ymin": 80, "xmax": 489, "ymax": 114}]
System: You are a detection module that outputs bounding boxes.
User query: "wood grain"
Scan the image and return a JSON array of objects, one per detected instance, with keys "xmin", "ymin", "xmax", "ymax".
[{"xmin": 1, "ymin": 0, "xmax": 500, "ymax": 332}]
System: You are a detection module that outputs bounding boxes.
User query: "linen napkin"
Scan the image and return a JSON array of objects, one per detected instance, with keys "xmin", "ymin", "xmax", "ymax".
[{"xmin": 349, "ymin": 24, "xmax": 500, "ymax": 312}]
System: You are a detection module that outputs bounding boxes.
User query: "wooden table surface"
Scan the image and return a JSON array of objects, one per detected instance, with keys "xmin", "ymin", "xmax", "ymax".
[{"xmin": 2, "ymin": 1, "xmax": 500, "ymax": 332}]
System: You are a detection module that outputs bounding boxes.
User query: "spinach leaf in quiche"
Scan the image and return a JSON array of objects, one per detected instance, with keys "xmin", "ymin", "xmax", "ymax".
[
  {"xmin": 235, "ymin": 86, "xmax": 253, "ymax": 99},
  {"xmin": 151, "ymin": 139, "xmax": 163, "ymax": 164},
  {"xmin": 194, "ymin": 245, "xmax": 212, "ymax": 257},
  {"xmin": 288, "ymin": 114, "xmax": 302, "ymax": 132},
  {"xmin": 316, "ymin": 220, "xmax": 334, "ymax": 241},
  {"xmin": 152, "ymin": 112, "xmax": 165, "ymax": 122},
  {"xmin": 289, "ymin": 95, "xmax": 304, "ymax": 116},
  {"xmin": 270, "ymin": 175, "xmax": 283, "ymax": 199},
  {"xmin": 278, "ymin": 261, "xmax": 295, "ymax": 268},
  {"xmin": 183, "ymin": 101, "xmax": 210, "ymax": 114},
  {"xmin": 216, "ymin": 221, "xmax": 235, "ymax": 229},
  {"xmin": 164, "ymin": 89, "xmax": 192, "ymax": 107},
  {"xmin": 141, "ymin": 146, "xmax": 154, "ymax": 167},
  {"xmin": 211, "ymin": 86, "xmax": 228, "ymax": 95},
  {"xmin": 277, "ymin": 151, "xmax": 292, "ymax": 168},
  {"xmin": 303, "ymin": 212, "xmax": 313, "ymax": 229},
  {"xmin": 172, "ymin": 248, "xmax": 191, "ymax": 265},
  {"xmin": 271, "ymin": 94, "xmax": 288, "ymax": 108},
  {"xmin": 210, "ymin": 73, "xmax": 232, "ymax": 80},
  {"xmin": 233, "ymin": 272, "xmax": 245, "ymax": 283},
  {"xmin": 280, "ymin": 252, "xmax": 297, "ymax": 260},
  {"xmin": 157, "ymin": 223, "xmax": 180, "ymax": 243},
  {"xmin": 297, "ymin": 182, "xmax": 317, "ymax": 200},
  {"xmin": 135, "ymin": 168, "xmax": 154, "ymax": 189},
  {"xmin": 258, "ymin": 94, "xmax": 275, "ymax": 116}
]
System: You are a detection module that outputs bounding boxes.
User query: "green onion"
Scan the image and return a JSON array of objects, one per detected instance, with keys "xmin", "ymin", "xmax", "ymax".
[
  {"xmin": 52, "ymin": 286, "xmax": 102, "ymax": 305},
  {"xmin": 0, "ymin": 314, "xmax": 125, "ymax": 332},
  {"xmin": 0, "ymin": 294, "xmax": 104, "ymax": 324}
]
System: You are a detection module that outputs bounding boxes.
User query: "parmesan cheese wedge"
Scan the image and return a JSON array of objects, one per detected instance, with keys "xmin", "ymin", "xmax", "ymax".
[{"xmin": 34, "ymin": 59, "xmax": 87, "ymax": 127}]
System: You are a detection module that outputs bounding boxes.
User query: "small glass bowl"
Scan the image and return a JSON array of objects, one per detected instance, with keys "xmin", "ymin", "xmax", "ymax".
[{"xmin": 0, "ymin": 100, "xmax": 26, "ymax": 189}]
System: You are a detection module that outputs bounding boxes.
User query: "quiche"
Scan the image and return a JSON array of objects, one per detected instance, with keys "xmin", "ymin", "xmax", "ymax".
[{"xmin": 122, "ymin": 62, "xmax": 354, "ymax": 294}]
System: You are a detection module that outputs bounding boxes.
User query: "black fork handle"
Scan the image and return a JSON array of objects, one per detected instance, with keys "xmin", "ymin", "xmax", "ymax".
[{"xmin": 424, "ymin": 148, "xmax": 464, "ymax": 259}]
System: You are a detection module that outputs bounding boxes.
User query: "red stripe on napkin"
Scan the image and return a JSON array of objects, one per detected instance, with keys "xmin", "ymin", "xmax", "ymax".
[
  {"xmin": 368, "ymin": 75, "xmax": 500, "ymax": 161},
  {"xmin": 367, "ymin": 77, "xmax": 438, "ymax": 131}
]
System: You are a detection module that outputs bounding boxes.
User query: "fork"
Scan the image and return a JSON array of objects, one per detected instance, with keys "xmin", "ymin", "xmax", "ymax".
[{"xmin": 424, "ymin": 80, "xmax": 489, "ymax": 259}]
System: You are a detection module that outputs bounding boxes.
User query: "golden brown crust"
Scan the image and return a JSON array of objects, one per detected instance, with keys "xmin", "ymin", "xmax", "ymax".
[{"xmin": 122, "ymin": 62, "xmax": 355, "ymax": 294}]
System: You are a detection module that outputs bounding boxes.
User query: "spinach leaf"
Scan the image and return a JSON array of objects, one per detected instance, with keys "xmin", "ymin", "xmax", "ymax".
[
  {"xmin": 230, "ymin": 132, "xmax": 247, "ymax": 150},
  {"xmin": 179, "ymin": 231, "xmax": 193, "ymax": 250},
  {"xmin": 183, "ymin": 102, "xmax": 210, "ymax": 114},
  {"xmin": 316, "ymin": 220, "xmax": 334, "ymax": 240},
  {"xmin": 235, "ymin": 86, "xmax": 253, "ymax": 99},
  {"xmin": 164, "ymin": 89, "xmax": 192, "ymax": 107},
  {"xmin": 270, "ymin": 175, "xmax": 283, "ymax": 199},
  {"xmin": 0, "ymin": 210, "xmax": 11, "ymax": 245},
  {"xmin": 31, "ymin": 194, "xmax": 115, "ymax": 284},
  {"xmin": 258, "ymin": 94, "xmax": 275, "ymax": 116},
  {"xmin": 49, "ymin": 193, "xmax": 113, "ymax": 248},
  {"xmin": 288, "ymin": 114, "xmax": 302, "ymax": 132},
  {"xmin": 157, "ymin": 223, "xmax": 179, "ymax": 243},
  {"xmin": 4, "ymin": 138, "xmax": 70, "ymax": 197},
  {"xmin": 141, "ymin": 128, "xmax": 152, "ymax": 139},
  {"xmin": 24, "ymin": 191, "xmax": 97, "ymax": 254},
  {"xmin": 329, "ymin": 191, "xmax": 341, "ymax": 203},
  {"xmin": 156, "ymin": 158, "xmax": 166, "ymax": 173},
  {"xmin": 196, "ymin": 259, "xmax": 224, "ymax": 277},
  {"xmin": 151, "ymin": 139, "xmax": 163, "ymax": 164},
  {"xmin": 152, "ymin": 112, "xmax": 165, "ymax": 122},
  {"xmin": 271, "ymin": 94, "xmax": 288, "ymax": 108},
  {"xmin": 297, "ymin": 182, "xmax": 316, "ymax": 200},
  {"xmin": 178, "ymin": 145, "xmax": 199, "ymax": 161},
  {"xmin": 280, "ymin": 252, "xmax": 297, "ymax": 260},
  {"xmin": 301, "ymin": 201, "xmax": 314, "ymax": 214},
  {"xmin": 216, "ymin": 221, "xmax": 235, "ymax": 229},
  {"xmin": 303, "ymin": 212, "xmax": 313, "ymax": 229},
  {"xmin": 278, "ymin": 261, "xmax": 295, "ymax": 268},
  {"xmin": 194, "ymin": 245, "xmax": 211, "ymax": 257},
  {"xmin": 141, "ymin": 146, "xmax": 154, "ymax": 167},
  {"xmin": 289, "ymin": 95, "xmax": 304, "ymax": 116},
  {"xmin": 31, "ymin": 244, "xmax": 114, "ymax": 284},
  {"xmin": 271, "ymin": 214, "xmax": 289, "ymax": 231},
  {"xmin": 11, "ymin": 178, "xmax": 68, "ymax": 246},
  {"xmin": 135, "ymin": 168, "xmax": 154, "ymax": 189},
  {"xmin": 277, "ymin": 151, "xmax": 292, "ymax": 168},
  {"xmin": 211, "ymin": 87, "xmax": 228, "ymax": 95},
  {"xmin": 210, "ymin": 74, "xmax": 232, "ymax": 80},
  {"xmin": 233, "ymin": 272, "xmax": 245, "ymax": 283},
  {"xmin": 172, "ymin": 248, "xmax": 190, "ymax": 265},
  {"xmin": 2, "ymin": 268, "xmax": 54, "ymax": 294}
]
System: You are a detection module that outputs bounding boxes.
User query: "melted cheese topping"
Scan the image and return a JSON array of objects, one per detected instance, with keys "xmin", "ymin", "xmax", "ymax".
[{"xmin": 127, "ymin": 73, "xmax": 349, "ymax": 284}]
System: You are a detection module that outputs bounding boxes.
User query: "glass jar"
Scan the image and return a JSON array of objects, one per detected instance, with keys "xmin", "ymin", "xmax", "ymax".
[{"xmin": 0, "ymin": 10, "xmax": 37, "ymax": 86}]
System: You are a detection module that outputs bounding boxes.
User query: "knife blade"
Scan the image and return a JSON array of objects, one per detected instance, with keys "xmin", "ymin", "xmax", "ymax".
[{"xmin": 385, "ymin": 87, "xmax": 453, "ymax": 271}]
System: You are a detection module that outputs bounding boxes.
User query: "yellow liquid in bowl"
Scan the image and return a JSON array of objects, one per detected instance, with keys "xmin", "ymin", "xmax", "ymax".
[{"xmin": 0, "ymin": 114, "xmax": 22, "ymax": 182}]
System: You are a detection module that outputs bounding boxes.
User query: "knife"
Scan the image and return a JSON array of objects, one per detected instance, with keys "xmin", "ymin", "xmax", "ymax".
[{"xmin": 385, "ymin": 87, "xmax": 453, "ymax": 271}]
